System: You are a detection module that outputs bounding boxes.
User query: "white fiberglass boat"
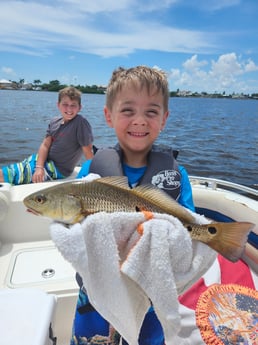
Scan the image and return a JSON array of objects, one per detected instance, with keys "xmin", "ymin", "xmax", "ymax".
[{"xmin": 0, "ymin": 175, "xmax": 257, "ymax": 345}]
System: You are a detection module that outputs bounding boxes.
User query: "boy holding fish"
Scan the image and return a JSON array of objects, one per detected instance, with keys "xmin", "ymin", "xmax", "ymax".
[
  {"xmin": 0, "ymin": 86, "xmax": 93, "ymax": 185},
  {"xmin": 71, "ymin": 66, "xmax": 202, "ymax": 344}
]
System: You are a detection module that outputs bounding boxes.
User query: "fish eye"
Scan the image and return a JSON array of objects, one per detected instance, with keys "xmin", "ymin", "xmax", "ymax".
[
  {"xmin": 208, "ymin": 226, "xmax": 217, "ymax": 235},
  {"xmin": 186, "ymin": 225, "xmax": 192, "ymax": 232},
  {"xmin": 34, "ymin": 194, "xmax": 46, "ymax": 204}
]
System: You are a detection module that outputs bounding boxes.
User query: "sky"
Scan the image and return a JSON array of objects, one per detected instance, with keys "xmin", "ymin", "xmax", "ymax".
[{"xmin": 0, "ymin": 0, "xmax": 258, "ymax": 94}]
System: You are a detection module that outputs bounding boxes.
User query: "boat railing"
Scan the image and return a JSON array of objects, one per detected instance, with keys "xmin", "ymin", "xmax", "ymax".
[{"xmin": 189, "ymin": 176, "xmax": 258, "ymax": 200}]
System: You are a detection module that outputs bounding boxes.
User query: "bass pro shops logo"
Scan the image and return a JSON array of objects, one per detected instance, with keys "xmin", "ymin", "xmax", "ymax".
[{"xmin": 151, "ymin": 170, "xmax": 181, "ymax": 190}]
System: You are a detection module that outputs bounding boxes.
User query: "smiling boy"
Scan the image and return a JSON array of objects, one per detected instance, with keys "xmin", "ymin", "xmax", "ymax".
[{"xmin": 74, "ymin": 66, "xmax": 194, "ymax": 345}]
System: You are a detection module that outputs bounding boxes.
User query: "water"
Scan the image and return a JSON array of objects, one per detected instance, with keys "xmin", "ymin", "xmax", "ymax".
[{"xmin": 0, "ymin": 90, "xmax": 257, "ymax": 189}]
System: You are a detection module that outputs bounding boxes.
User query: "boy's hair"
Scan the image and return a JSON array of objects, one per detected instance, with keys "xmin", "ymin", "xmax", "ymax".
[
  {"xmin": 106, "ymin": 66, "xmax": 169, "ymax": 111},
  {"xmin": 58, "ymin": 86, "xmax": 82, "ymax": 106}
]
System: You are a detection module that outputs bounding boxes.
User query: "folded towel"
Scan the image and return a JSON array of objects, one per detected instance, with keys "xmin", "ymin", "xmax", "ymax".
[{"xmin": 50, "ymin": 210, "xmax": 216, "ymax": 345}]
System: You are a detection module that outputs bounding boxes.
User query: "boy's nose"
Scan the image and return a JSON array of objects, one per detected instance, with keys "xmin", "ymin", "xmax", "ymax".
[{"xmin": 132, "ymin": 113, "xmax": 147, "ymax": 125}]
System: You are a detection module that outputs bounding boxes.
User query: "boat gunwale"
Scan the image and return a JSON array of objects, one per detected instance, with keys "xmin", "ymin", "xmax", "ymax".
[{"xmin": 189, "ymin": 175, "xmax": 258, "ymax": 200}]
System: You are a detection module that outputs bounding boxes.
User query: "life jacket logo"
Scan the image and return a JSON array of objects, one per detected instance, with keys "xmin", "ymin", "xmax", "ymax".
[{"xmin": 151, "ymin": 170, "xmax": 181, "ymax": 190}]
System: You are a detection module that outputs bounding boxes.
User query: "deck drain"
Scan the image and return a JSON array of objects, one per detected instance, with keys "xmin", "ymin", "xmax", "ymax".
[{"xmin": 42, "ymin": 268, "xmax": 55, "ymax": 279}]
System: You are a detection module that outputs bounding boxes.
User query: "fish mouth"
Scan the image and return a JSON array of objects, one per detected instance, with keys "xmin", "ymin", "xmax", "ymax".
[{"xmin": 26, "ymin": 208, "xmax": 41, "ymax": 216}]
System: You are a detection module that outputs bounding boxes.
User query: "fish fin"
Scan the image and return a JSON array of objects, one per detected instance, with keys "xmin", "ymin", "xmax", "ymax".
[
  {"xmin": 95, "ymin": 176, "xmax": 195, "ymax": 223},
  {"xmin": 95, "ymin": 176, "xmax": 131, "ymax": 190},
  {"xmin": 132, "ymin": 184, "xmax": 195, "ymax": 223},
  {"xmin": 81, "ymin": 210, "xmax": 96, "ymax": 217},
  {"xmin": 73, "ymin": 215, "xmax": 86, "ymax": 223},
  {"xmin": 204, "ymin": 222, "xmax": 254, "ymax": 262}
]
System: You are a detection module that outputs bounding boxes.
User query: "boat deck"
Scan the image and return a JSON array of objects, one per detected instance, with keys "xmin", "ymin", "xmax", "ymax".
[{"xmin": 0, "ymin": 176, "xmax": 257, "ymax": 344}]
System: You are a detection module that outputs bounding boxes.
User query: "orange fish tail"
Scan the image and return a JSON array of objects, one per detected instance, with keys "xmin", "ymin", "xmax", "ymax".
[{"xmin": 205, "ymin": 222, "xmax": 254, "ymax": 262}]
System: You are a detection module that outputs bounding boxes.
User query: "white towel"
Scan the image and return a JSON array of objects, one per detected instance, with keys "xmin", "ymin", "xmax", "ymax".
[{"xmin": 50, "ymin": 210, "xmax": 216, "ymax": 345}]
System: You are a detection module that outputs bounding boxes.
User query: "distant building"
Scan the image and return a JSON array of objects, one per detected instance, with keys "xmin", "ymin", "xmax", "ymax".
[
  {"xmin": 177, "ymin": 90, "xmax": 193, "ymax": 97},
  {"xmin": 0, "ymin": 79, "xmax": 13, "ymax": 89},
  {"xmin": 20, "ymin": 82, "xmax": 33, "ymax": 90}
]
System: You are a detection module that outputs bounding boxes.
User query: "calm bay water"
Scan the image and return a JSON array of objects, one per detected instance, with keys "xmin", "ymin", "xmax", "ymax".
[{"xmin": 0, "ymin": 90, "xmax": 257, "ymax": 189}]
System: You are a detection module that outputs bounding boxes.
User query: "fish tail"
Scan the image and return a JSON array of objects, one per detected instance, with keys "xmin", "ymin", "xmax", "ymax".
[{"xmin": 205, "ymin": 222, "xmax": 254, "ymax": 262}]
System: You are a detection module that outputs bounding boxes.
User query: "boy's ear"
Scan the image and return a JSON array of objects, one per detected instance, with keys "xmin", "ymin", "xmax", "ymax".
[
  {"xmin": 104, "ymin": 106, "xmax": 113, "ymax": 127},
  {"xmin": 161, "ymin": 110, "xmax": 169, "ymax": 130}
]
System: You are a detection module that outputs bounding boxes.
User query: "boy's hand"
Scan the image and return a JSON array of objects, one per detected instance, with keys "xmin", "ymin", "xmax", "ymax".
[{"xmin": 32, "ymin": 167, "xmax": 45, "ymax": 183}]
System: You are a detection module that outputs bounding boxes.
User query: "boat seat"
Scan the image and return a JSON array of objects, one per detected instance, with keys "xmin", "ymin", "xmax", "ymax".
[{"xmin": 0, "ymin": 288, "xmax": 56, "ymax": 345}]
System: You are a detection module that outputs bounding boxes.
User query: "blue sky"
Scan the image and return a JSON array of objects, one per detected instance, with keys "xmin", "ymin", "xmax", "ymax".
[{"xmin": 0, "ymin": 0, "xmax": 258, "ymax": 94}]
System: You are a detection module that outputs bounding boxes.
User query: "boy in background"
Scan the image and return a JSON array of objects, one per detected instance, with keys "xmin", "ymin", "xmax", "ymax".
[{"xmin": 0, "ymin": 86, "xmax": 93, "ymax": 184}]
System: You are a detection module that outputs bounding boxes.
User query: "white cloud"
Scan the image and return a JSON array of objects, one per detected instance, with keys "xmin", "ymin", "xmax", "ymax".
[
  {"xmin": 1, "ymin": 66, "xmax": 16, "ymax": 76},
  {"xmin": 210, "ymin": 53, "xmax": 242, "ymax": 76},
  {"xmin": 244, "ymin": 59, "xmax": 258, "ymax": 72},
  {"xmin": 60, "ymin": 0, "xmax": 134, "ymax": 13},
  {"xmin": 189, "ymin": 0, "xmax": 241, "ymax": 11},
  {"xmin": 169, "ymin": 69, "xmax": 181, "ymax": 79},
  {"xmin": 168, "ymin": 53, "xmax": 258, "ymax": 93},
  {"xmin": 0, "ymin": 0, "xmax": 218, "ymax": 57},
  {"xmin": 183, "ymin": 54, "xmax": 208, "ymax": 71},
  {"xmin": 60, "ymin": 0, "xmax": 179, "ymax": 13}
]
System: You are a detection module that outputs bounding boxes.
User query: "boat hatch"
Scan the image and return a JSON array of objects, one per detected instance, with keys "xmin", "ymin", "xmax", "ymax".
[{"xmin": 6, "ymin": 246, "xmax": 75, "ymax": 287}]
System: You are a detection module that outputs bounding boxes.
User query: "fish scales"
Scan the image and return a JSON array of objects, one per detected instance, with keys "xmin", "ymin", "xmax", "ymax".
[
  {"xmin": 65, "ymin": 179, "xmax": 163, "ymax": 215},
  {"xmin": 93, "ymin": 177, "xmax": 195, "ymax": 223},
  {"xmin": 63, "ymin": 177, "xmax": 194, "ymax": 222}
]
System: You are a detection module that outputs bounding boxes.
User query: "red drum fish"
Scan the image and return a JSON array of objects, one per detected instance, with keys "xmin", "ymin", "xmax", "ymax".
[{"xmin": 23, "ymin": 176, "xmax": 254, "ymax": 262}]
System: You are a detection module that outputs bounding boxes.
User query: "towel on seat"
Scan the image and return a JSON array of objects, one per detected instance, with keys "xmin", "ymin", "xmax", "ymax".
[{"xmin": 50, "ymin": 210, "xmax": 216, "ymax": 345}]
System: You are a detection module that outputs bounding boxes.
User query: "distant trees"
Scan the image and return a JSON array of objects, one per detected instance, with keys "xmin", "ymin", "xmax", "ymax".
[
  {"xmin": 76, "ymin": 84, "xmax": 106, "ymax": 94},
  {"xmin": 39, "ymin": 80, "xmax": 105, "ymax": 94},
  {"xmin": 3, "ymin": 78, "xmax": 257, "ymax": 98},
  {"xmin": 41, "ymin": 80, "xmax": 67, "ymax": 92},
  {"xmin": 33, "ymin": 79, "xmax": 42, "ymax": 88}
]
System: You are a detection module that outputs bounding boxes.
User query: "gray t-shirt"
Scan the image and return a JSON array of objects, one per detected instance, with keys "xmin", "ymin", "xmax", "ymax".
[{"xmin": 46, "ymin": 114, "xmax": 93, "ymax": 176}]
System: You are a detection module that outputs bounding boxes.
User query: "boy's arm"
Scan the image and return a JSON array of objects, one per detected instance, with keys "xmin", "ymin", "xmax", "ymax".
[
  {"xmin": 82, "ymin": 144, "xmax": 94, "ymax": 160},
  {"xmin": 32, "ymin": 136, "xmax": 52, "ymax": 183}
]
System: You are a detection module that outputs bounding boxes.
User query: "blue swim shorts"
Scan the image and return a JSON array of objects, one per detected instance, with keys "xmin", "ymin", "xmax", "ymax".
[{"xmin": 2, "ymin": 153, "xmax": 64, "ymax": 185}]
